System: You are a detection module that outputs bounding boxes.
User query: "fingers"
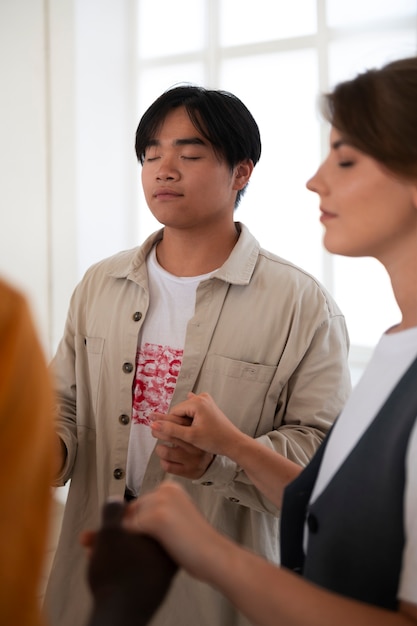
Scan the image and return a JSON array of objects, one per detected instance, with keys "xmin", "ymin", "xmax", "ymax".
[
  {"xmin": 80, "ymin": 498, "xmax": 126, "ymax": 558},
  {"xmin": 121, "ymin": 482, "xmax": 218, "ymax": 580},
  {"xmin": 124, "ymin": 481, "xmax": 191, "ymax": 529},
  {"xmin": 152, "ymin": 412, "xmax": 193, "ymax": 427},
  {"xmin": 101, "ymin": 497, "xmax": 126, "ymax": 528},
  {"xmin": 155, "ymin": 438, "xmax": 203, "ymax": 461},
  {"xmin": 150, "ymin": 419, "xmax": 193, "ymax": 445},
  {"xmin": 80, "ymin": 530, "xmax": 96, "ymax": 556},
  {"xmin": 155, "ymin": 441, "xmax": 214, "ymax": 479},
  {"xmin": 86, "ymin": 491, "xmax": 179, "ymax": 621},
  {"xmin": 149, "ymin": 393, "xmax": 215, "ymax": 443},
  {"xmin": 152, "ymin": 392, "xmax": 212, "ymax": 424}
]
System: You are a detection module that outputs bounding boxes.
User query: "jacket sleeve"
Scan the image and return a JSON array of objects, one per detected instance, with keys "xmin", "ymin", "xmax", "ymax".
[
  {"xmin": 193, "ymin": 312, "xmax": 351, "ymax": 515},
  {"xmin": 51, "ymin": 288, "xmax": 79, "ymax": 486}
]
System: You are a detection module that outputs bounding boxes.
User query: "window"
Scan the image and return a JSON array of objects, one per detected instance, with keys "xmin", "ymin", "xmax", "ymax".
[{"xmin": 134, "ymin": 0, "xmax": 417, "ymax": 382}]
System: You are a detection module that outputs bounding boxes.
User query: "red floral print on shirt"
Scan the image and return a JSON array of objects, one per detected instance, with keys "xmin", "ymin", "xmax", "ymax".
[{"xmin": 132, "ymin": 342, "xmax": 183, "ymax": 425}]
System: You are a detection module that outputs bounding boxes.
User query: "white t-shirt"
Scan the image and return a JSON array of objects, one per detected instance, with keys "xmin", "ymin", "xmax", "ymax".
[
  {"xmin": 126, "ymin": 246, "xmax": 214, "ymax": 495},
  {"xmin": 308, "ymin": 326, "xmax": 417, "ymax": 604}
]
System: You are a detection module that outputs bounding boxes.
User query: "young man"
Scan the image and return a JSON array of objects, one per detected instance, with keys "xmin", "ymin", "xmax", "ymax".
[{"xmin": 45, "ymin": 86, "xmax": 351, "ymax": 626}]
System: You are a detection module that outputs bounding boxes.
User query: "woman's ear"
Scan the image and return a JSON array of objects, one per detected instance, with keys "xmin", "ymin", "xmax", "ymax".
[
  {"xmin": 411, "ymin": 184, "xmax": 417, "ymax": 211},
  {"xmin": 233, "ymin": 159, "xmax": 254, "ymax": 190}
]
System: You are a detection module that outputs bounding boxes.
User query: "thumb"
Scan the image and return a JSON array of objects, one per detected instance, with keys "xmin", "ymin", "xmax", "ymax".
[{"xmin": 101, "ymin": 497, "xmax": 126, "ymax": 528}]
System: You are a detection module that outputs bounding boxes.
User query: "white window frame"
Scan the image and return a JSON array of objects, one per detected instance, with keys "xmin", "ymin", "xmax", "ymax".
[{"xmin": 134, "ymin": 0, "xmax": 417, "ymax": 381}]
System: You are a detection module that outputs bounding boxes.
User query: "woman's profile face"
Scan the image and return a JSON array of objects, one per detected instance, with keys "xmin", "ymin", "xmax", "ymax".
[{"xmin": 306, "ymin": 127, "xmax": 417, "ymax": 263}]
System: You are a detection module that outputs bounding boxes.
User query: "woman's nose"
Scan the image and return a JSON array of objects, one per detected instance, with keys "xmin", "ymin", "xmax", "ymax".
[{"xmin": 306, "ymin": 165, "xmax": 325, "ymax": 194}]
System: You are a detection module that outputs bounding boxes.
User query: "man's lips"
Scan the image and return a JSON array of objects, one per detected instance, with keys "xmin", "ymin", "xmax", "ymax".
[{"xmin": 153, "ymin": 188, "xmax": 183, "ymax": 199}]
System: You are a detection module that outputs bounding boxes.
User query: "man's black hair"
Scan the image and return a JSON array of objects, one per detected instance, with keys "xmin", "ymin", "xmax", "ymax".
[{"xmin": 135, "ymin": 85, "xmax": 261, "ymax": 207}]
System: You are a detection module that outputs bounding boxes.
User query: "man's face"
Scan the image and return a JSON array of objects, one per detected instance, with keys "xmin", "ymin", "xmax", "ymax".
[{"xmin": 141, "ymin": 106, "xmax": 242, "ymax": 232}]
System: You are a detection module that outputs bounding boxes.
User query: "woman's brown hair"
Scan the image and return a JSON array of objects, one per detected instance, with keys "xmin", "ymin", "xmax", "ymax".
[{"xmin": 321, "ymin": 56, "xmax": 417, "ymax": 180}]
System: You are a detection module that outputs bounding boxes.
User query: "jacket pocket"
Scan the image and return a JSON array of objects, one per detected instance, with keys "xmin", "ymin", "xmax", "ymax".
[
  {"xmin": 199, "ymin": 354, "xmax": 277, "ymax": 434},
  {"xmin": 76, "ymin": 335, "xmax": 105, "ymax": 416}
]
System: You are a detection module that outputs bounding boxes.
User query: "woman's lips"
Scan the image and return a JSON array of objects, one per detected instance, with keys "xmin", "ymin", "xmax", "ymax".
[{"xmin": 320, "ymin": 209, "xmax": 337, "ymax": 223}]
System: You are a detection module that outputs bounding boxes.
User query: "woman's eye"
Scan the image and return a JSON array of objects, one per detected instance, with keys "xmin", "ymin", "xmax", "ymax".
[
  {"xmin": 339, "ymin": 160, "xmax": 354, "ymax": 168},
  {"xmin": 181, "ymin": 155, "xmax": 201, "ymax": 160}
]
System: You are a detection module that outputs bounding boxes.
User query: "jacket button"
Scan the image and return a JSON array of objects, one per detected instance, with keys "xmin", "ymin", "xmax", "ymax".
[
  {"xmin": 133, "ymin": 311, "xmax": 142, "ymax": 322},
  {"xmin": 228, "ymin": 497, "xmax": 240, "ymax": 503},
  {"xmin": 119, "ymin": 414, "xmax": 130, "ymax": 425},
  {"xmin": 113, "ymin": 468, "xmax": 125, "ymax": 480},
  {"xmin": 122, "ymin": 362, "xmax": 134, "ymax": 373},
  {"xmin": 307, "ymin": 513, "xmax": 319, "ymax": 533}
]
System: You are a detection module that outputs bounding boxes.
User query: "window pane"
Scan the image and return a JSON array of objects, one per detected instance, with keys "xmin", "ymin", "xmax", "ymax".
[
  {"xmin": 137, "ymin": 63, "xmax": 205, "ymax": 117},
  {"xmin": 327, "ymin": 0, "xmax": 417, "ymax": 27},
  {"xmin": 137, "ymin": 0, "xmax": 206, "ymax": 58},
  {"xmin": 220, "ymin": 0, "xmax": 316, "ymax": 46},
  {"xmin": 220, "ymin": 50, "xmax": 323, "ymax": 279},
  {"xmin": 133, "ymin": 0, "xmax": 417, "ymax": 371},
  {"xmin": 328, "ymin": 28, "xmax": 417, "ymax": 86}
]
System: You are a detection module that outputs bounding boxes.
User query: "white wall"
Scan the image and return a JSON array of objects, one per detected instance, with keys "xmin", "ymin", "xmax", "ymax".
[
  {"xmin": 0, "ymin": 0, "xmax": 138, "ymax": 356},
  {"xmin": 0, "ymin": 0, "xmax": 52, "ymax": 347}
]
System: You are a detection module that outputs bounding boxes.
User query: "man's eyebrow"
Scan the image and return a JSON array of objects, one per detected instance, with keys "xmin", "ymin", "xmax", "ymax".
[
  {"xmin": 146, "ymin": 137, "xmax": 207, "ymax": 147},
  {"xmin": 174, "ymin": 137, "xmax": 207, "ymax": 146}
]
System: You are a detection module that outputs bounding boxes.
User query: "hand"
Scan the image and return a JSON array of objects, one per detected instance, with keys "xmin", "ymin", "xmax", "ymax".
[
  {"xmin": 124, "ymin": 481, "xmax": 227, "ymax": 583},
  {"xmin": 151, "ymin": 396, "xmax": 220, "ymax": 478},
  {"xmin": 151, "ymin": 392, "xmax": 245, "ymax": 458},
  {"xmin": 154, "ymin": 434, "xmax": 215, "ymax": 479},
  {"xmin": 81, "ymin": 499, "xmax": 178, "ymax": 626}
]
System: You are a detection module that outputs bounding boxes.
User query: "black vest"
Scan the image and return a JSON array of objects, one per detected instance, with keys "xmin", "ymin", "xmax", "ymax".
[{"xmin": 280, "ymin": 355, "xmax": 417, "ymax": 610}]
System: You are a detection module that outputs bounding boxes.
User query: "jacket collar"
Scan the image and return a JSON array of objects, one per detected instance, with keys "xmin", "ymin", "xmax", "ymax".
[{"xmin": 107, "ymin": 222, "xmax": 260, "ymax": 286}]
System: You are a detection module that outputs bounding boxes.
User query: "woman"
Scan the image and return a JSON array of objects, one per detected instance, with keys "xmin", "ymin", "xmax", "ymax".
[
  {"xmin": 0, "ymin": 279, "xmax": 55, "ymax": 626},
  {"xmin": 86, "ymin": 56, "xmax": 417, "ymax": 625}
]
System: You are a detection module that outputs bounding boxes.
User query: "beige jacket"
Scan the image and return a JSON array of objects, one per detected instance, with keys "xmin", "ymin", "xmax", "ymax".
[{"xmin": 44, "ymin": 223, "xmax": 351, "ymax": 626}]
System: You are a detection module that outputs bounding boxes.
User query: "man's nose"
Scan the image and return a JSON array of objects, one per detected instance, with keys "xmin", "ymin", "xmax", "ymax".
[{"xmin": 156, "ymin": 156, "xmax": 179, "ymax": 180}]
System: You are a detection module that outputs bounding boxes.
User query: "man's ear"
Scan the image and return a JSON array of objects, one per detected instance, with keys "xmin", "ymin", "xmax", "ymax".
[{"xmin": 233, "ymin": 159, "xmax": 254, "ymax": 190}]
